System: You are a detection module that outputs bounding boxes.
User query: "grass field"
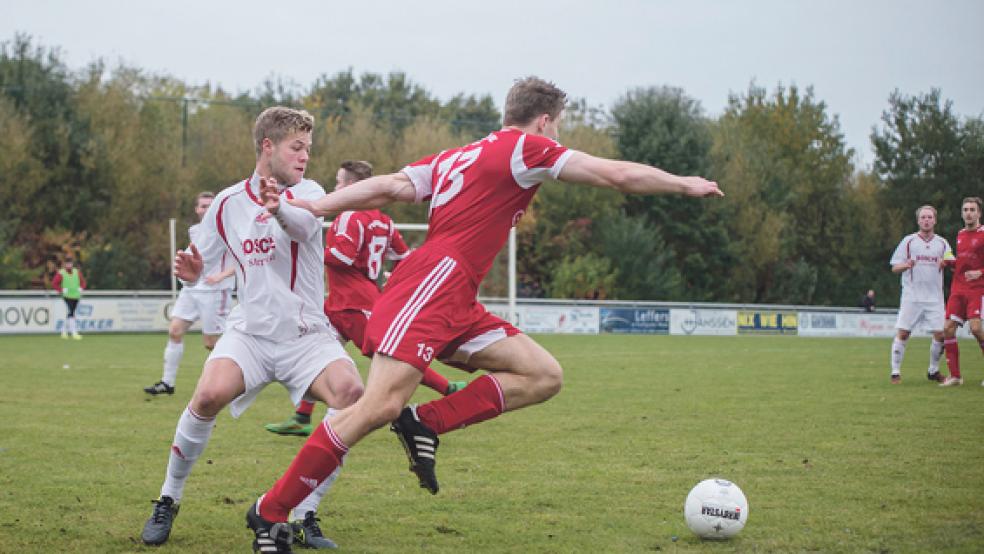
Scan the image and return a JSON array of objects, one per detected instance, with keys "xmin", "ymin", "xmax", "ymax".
[{"xmin": 1, "ymin": 332, "xmax": 983, "ymax": 553}]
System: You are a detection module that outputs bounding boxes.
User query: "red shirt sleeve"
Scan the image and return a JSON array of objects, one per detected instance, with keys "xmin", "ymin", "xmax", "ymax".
[
  {"xmin": 52, "ymin": 272, "xmax": 63, "ymax": 292},
  {"xmin": 325, "ymin": 212, "xmax": 364, "ymax": 268}
]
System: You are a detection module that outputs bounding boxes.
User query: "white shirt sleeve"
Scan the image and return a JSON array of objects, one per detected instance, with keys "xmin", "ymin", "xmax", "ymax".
[
  {"xmin": 889, "ymin": 237, "xmax": 910, "ymax": 266},
  {"xmin": 273, "ymin": 181, "xmax": 325, "ymax": 242}
]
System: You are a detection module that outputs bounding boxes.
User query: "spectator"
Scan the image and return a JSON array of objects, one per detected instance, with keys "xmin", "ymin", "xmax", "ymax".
[{"xmin": 861, "ymin": 289, "xmax": 876, "ymax": 312}]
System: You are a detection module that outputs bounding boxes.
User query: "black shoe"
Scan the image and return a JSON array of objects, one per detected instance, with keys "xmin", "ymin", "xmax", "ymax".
[
  {"xmin": 141, "ymin": 495, "xmax": 179, "ymax": 545},
  {"xmin": 291, "ymin": 511, "xmax": 338, "ymax": 549},
  {"xmin": 144, "ymin": 381, "xmax": 175, "ymax": 395},
  {"xmin": 390, "ymin": 405, "xmax": 440, "ymax": 494},
  {"xmin": 927, "ymin": 371, "xmax": 945, "ymax": 383},
  {"xmin": 246, "ymin": 501, "xmax": 294, "ymax": 553}
]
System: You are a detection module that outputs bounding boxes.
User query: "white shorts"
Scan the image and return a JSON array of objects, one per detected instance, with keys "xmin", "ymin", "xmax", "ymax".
[
  {"xmin": 171, "ymin": 289, "xmax": 232, "ymax": 335},
  {"xmin": 208, "ymin": 327, "xmax": 353, "ymax": 418},
  {"xmin": 896, "ymin": 301, "xmax": 945, "ymax": 333}
]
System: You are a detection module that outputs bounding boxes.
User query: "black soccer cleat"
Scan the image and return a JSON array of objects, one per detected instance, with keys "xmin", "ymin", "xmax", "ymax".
[
  {"xmin": 927, "ymin": 371, "xmax": 945, "ymax": 383},
  {"xmin": 291, "ymin": 511, "xmax": 338, "ymax": 549},
  {"xmin": 246, "ymin": 501, "xmax": 294, "ymax": 553},
  {"xmin": 141, "ymin": 495, "xmax": 179, "ymax": 545},
  {"xmin": 390, "ymin": 405, "xmax": 440, "ymax": 494},
  {"xmin": 144, "ymin": 381, "xmax": 175, "ymax": 395}
]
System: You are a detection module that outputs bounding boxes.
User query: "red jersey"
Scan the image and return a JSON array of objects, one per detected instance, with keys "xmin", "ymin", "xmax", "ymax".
[
  {"xmin": 402, "ymin": 128, "xmax": 573, "ymax": 281},
  {"xmin": 951, "ymin": 226, "xmax": 984, "ymax": 293},
  {"xmin": 324, "ymin": 209, "xmax": 410, "ymax": 311}
]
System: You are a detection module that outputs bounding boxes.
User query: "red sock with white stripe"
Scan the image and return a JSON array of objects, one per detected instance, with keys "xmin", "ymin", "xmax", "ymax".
[
  {"xmin": 296, "ymin": 400, "xmax": 315, "ymax": 418},
  {"xmin": 944, "ymin": 338, "xmax": 961, "ymax": 378},
  {"xmin": 420, "ymin": 367, "xmax": 451, "ymax": 395},
  {"xmin": 258, "ymin": 421, "xmax": 347, "ymax": 523},
  {"xmin": 416, "ymin": 374, "xmax": 504, "ymax": 434}
]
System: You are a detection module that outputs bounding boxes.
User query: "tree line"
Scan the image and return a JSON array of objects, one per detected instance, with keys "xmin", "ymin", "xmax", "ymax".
[{"xmin": 1, "ymin": 35, "xmax": 981, "ymax": 307}]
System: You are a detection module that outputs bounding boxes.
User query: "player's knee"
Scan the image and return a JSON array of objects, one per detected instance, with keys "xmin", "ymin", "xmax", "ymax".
[
  {"xmin": 190, "ymin": 388, "xmax": 227, "ymax": 417},
  {"xmin": 368, "ymin": 397, "xmax": 405, "ymax": 429},
  {"xmin": 335, "ymin": 381, "xmax": 365, "ymax": 408},
  {"xmin": 532, "ymin": 360, "xmax": 564, "ymax": 401},
  {"xmin": 168, "ymin": 328, "xmax": 185, "ymax": 343}
]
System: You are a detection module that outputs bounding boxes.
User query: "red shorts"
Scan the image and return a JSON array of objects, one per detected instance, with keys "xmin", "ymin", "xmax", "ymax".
[
  {"xmin": 946, "ymin": 291, "xmax": 984, "ymax": 324},
  {"xmin": 325, "ymin": 307, "xmax": 372, "ymax": 356},
  {"xmin": 364, "ymin": 248, "xmax": 520, "ymax": 372}
]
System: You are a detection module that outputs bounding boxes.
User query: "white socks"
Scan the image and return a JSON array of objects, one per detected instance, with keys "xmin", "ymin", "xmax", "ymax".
[
  {"xmin": 162, "ymin": 341, "xmax": 185, "ymax": 386},
  {"xmin": 292, "ymin": 408, "xmax": 342, "ymax": 520},
  {"xmin": 891, "ymin": 338, "xmax": 907, "ymax": 374},
  {"xmin": 161, "ymin": 406, "xmax": 216, "ymax": 502},
  {"xmin": 929, "ymin": 339, "xmax": 944, "ymax": 373}
]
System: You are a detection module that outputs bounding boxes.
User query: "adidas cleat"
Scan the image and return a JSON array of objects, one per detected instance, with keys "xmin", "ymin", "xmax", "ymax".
[
  {"xmin": 291, "ymin": 511, "xmax": 338, "ymax": 549},
  {"xmin": 247, "ymin": 501, "xmax": 294, "ymax": 553},
  {"xmin": 391, "ymin": 405, "xmax": 440, "ymax": 494},
  {"xmin": 141, "ymin": 495, "xmax": 179, "ymax": 545},
  {"xmin": 144, "ymin": 381, "xmax": 175, "ymax": 395}
]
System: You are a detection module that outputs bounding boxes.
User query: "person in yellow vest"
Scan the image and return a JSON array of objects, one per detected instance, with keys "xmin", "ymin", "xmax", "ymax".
[{"xmin": 52, "ymin": 258, "xmax": 86, "ymax": 340}]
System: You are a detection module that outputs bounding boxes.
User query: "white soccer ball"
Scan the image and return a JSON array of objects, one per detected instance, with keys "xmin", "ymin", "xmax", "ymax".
[{"xmin": 684, "ymin": 478, "xmax": 748, "ymax": 539}]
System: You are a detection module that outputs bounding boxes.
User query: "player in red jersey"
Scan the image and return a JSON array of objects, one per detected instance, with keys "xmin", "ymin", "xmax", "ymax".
[
  {"xmin": 244, "ymin": 77, "xmax": 723, "ymax": 551},
  {"xmin": 940, "ymin": 197, "xmax": 984, "ymax": 386},
  {"xmin": 264, "ymin": 161, "xmax": 466, "ymax": 437}
]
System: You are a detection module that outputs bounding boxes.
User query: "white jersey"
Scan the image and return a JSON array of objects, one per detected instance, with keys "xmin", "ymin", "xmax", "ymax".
[
  {"xmin": 183, "ymin": 223, "xmax": 235, "ymax": 292},
  {"xmin": 889, "ymin": 232, "xmax": 952, "ymax": 304},
  {"xmin": 194, "ymin": 174, "xmax": 331, "ymax": 341}
]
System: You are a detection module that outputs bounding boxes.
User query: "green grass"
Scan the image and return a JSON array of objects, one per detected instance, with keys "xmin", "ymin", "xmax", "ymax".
[{"xmin": 1, "ymin": 333, "xmax": 983, "ymax": 553}]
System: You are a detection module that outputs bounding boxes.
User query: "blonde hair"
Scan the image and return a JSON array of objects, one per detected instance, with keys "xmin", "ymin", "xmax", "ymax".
[
  {"xmin": 915, "ymin": 205, "xmax": 936, "ymax": 218},
  {"xmin": 253, "ymin": 107, "xmax": 314, "ymax": 156}
]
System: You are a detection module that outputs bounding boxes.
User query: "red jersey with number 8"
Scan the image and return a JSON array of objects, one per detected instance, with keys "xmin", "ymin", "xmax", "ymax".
[{"xmin": 324, "ymin": 209, "xmax": 410, "ymax": 312}]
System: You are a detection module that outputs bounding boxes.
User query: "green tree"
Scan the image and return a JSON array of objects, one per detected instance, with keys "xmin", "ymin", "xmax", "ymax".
[
  {"xmin": 872, "ymin": 89, "xmax": 984, "ymax": 243},
  {"xmin": 710, "ymin": 83, "xmax": 856, "ymax": 304}
]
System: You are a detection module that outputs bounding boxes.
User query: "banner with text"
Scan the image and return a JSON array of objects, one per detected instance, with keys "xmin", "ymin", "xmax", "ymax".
[
  {"xmin": 738, "ymin": 310, "xmax": 798, "ymax": 335},
  {"xmin": 669, "ymin": 308, "xmax": 738, "ymax": 336},
  {"xmin": 0, "ymin": 297, "xmax": 206, "ymax": 334},
  {"xmin": 599, "ymin": 307, "xmax": 670, "ymax": 334}
]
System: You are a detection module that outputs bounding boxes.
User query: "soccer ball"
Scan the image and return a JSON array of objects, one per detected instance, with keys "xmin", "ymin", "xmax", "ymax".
[{"xmin": 683, "ymin": 478, "xmax": 748, "ymax": 539}]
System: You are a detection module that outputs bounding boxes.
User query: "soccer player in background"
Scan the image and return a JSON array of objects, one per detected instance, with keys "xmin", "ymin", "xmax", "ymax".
[
  {"xmin": 940, "ymin": 197, "xmax": 984, "ymax": 387},
  {"xmin": 264, "ymin": 160, "xmax": 466, "ymax": 438},
  {"xmin": 144, "ymin": 191, "xmax": 236, "ymax": 396},
  {"xmin": 140, "ymin": 107, "xmax": 363, "ymax": 550},
  {"xmin": 245, "ymin": 77, "xmax": 723, "ymax": 552},
  {"xmin": 888, "ymin": 205, "xmax": 952, "ymax": 384},
  {"xmin": 52, "ymin": 257, "xmax": 85, "ymax": 340}
]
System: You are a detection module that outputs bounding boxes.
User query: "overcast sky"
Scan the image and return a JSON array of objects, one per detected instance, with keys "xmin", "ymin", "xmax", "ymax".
[{"xmin": 3, "ymin": 0, "xmax": 982, "ymax": 167}]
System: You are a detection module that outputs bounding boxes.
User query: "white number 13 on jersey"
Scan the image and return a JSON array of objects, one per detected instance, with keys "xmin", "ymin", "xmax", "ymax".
[{"xmin": 430, "ymin": 147, "xmax": 482, "ymax": 212}]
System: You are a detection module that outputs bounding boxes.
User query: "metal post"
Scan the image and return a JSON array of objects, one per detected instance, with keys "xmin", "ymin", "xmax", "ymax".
[
  {"xmin": 169, "ymin": 218, "xmax": 177, "ymax": 300},
  {"xmin": 508, "ymin": 227, "xmax": 517, "ymax": 325}
]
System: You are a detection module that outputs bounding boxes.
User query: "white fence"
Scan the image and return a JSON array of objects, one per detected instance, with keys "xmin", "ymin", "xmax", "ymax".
[{"xmin": 1, "ymin": 291, "xmax": 969, "ymax": 338}]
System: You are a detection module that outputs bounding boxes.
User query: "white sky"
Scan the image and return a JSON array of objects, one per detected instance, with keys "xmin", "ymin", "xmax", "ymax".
[{"xmin": 2, "ymin": 0, "xmax": 982, "ymax": 167}]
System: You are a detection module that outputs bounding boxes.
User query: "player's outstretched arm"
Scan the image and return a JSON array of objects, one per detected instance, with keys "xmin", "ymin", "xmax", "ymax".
[
  {"xmin": 558, "ymin": 152, "xmax": 723, "ymax": 198},
  {"xmin": 277, "ymin": 173, "xmax": 417, "ymax": 219}
]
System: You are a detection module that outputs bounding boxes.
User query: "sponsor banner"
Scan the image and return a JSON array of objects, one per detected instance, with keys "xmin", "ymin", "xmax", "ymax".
[
  {"xmin": 798, "ymin": 311, "xmax": 970, "ymax": 338},
  {"xmin": 600, "ymin": 307, "xmax": 670, "ymax": 334},
  {"xmin": 518, "ymin": 306, "xmax": 600, "ymax": 334},
  {"xmin": 737, "ymin": 310, "xmax": 798, "ymax": 335},
  {"xmin": 482, "ymin": 303, "xmax": 600, "ymax": 334},
  {"xmin": 0, "ymin": 298, "xmax": 59, "ymax": 333},
  {"xmin": 0, "ymin": 296, "xmax": 212, "ymax": 334},
  {"xmin": 670, "ymin": 308, "xmax": 737, "ymax": 336}
]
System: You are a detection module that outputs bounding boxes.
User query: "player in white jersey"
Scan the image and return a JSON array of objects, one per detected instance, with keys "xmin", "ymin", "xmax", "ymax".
[
  {"xmin": 141, "ymin": 107, "xmax": 362, "ymax": 550},
  {"xmin": 888, "ymin": 205, "xmax": 953, "ymax": 384},
  {"xmin": 144, "ymin": 191, "xmax": 236, "ymax": 396}
]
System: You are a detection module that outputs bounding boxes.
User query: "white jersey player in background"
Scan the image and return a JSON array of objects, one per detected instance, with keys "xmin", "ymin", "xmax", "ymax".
[
  {"xmin": 140, "ymin": 107, "xmax": 363, "ymax": 550},
  {"xmin": 144, "ymin": 191, "xmax": 236, "ymax": 396},
  {"xmin": 889, "ymin": 205, "xmax": 953, "ymax": 384}
]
